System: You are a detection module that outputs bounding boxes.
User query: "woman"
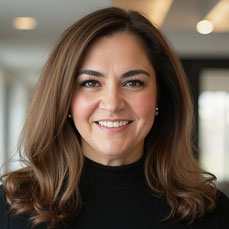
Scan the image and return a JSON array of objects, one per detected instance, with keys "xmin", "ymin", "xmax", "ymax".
[{"xmin": 0, "ymin": 7, "xmax": 229, "ymax": 229}]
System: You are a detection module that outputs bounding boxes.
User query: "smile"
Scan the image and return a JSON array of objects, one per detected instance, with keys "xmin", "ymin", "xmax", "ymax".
[{"xmin": 97, "ymin": 120, "xmax": 131, "ymax": 128}]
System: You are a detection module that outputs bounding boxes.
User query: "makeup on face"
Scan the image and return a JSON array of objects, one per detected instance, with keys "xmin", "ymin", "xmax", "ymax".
[{"xmin": 71, "ymin": 32, "xmax": 157, "ymax": 166}]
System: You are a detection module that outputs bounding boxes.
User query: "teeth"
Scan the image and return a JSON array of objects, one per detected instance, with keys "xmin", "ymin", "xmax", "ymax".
[{"xmin": 98, "ymin": 121, "xmax": 130, "ymax": 128}]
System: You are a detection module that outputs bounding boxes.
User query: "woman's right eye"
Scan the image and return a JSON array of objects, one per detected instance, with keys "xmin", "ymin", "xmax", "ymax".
[{"xmin": 80, "ymin": 80, "xmax": 101, "ymax": 88}]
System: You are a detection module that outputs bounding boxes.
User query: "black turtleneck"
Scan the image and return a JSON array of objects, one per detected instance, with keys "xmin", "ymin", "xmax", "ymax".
[
  {"xmin": 68, "ymin": 156, "xmax": 229, "ymax": 229},
  {"xmin": 73, "ymin": 155, "xmax": 170, "ymax": 228},
  {"xmin": 1, "ymin": 155, "xmax": 229, "ymax": 229}
]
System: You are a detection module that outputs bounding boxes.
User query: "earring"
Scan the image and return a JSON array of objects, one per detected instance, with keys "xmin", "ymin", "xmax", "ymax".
[
  {"xmin": 68, "ymin": 114, "xmax": 72, "ymax": 119},
  {"xmin": 155, "ymin": 107, "xmax": 159, "ymax": 116}
]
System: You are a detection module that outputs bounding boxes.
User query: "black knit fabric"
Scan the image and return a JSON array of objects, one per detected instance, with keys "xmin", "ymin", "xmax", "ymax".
[{"xmin": 1, "ymin": 156, "xmax": 229, "ymax": 228}]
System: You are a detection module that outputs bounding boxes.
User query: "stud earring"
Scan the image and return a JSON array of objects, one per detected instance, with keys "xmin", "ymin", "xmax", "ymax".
[
  {"xmin": 68, "ymin": 114, "xmax": 72, "ymax": 119},
  {"xmin": 155, "ymin": 107, "xmax": 159, "ymax": 116}
]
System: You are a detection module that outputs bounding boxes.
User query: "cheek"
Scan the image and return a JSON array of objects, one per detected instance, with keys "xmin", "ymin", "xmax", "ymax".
[
  {"xmin": 71, "ymin": 93, "xmax": 97, "ymax": 121},
  {"xmin": 130, "ymin": 91, "xmax": 156, "ymax": 118}
]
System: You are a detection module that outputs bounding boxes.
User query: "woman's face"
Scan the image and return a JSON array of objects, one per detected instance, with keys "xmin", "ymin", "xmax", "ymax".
[{"xmin": 71, "ymin": 32, "xmax": 157, "ymax": 166}]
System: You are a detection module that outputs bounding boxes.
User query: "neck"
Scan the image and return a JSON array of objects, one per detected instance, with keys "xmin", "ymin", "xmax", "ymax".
[
  {"xmin": 81, "ymin": 153, "xmax": 146, "ymax": 188},
  {"xmin": 83, "ymin": 150, "xmax": 144, "ymax": 166}
]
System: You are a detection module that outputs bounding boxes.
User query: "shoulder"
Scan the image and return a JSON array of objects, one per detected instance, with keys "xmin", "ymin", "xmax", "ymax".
[
  {"xmin": 194, "ymin": 190, "xmax": 229, "ymax": 228},
  {"xmin": 216, "ymin": 189, "xmax": 229, "ymax": 206},
  {"xmin": 215, "ymin": 190, "xmax": 229, "ymax": 224},
  {"xmin": 0, "ymin": 184, "xmax": 9, "ymax": 228},
  {"xmin": 0, "ymin": 184, "xmax": 36, "ymax": 229}
]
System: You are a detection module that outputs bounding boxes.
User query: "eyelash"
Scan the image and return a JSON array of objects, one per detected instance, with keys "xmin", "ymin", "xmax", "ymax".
[
  {"xmin": 79, "ymin": 78, "xmax": 145, "ymax": 88},
  {"xmin": 123, "ymin": 79, "xmax": 144, "ymax": 87},
  {"xmin": 80, "ymin": 79, "xmax": 100, "ymax": 88}
]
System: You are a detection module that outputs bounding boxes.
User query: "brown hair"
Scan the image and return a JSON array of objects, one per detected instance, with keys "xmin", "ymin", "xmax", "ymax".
[{"xmin": 1, "ymin": 7, "xmax": 216, "ymax": 227}]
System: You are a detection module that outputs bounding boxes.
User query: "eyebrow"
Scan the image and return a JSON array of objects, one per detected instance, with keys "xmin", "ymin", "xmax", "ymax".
[{"xmin": 78, "ymin": 69, "xmax": 150, "ymax": 78}]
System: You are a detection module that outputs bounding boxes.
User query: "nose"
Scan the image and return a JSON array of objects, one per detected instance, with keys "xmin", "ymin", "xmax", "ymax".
[{"xmin": 99, "ymin": 85, "xmax": 126, "ymax": 112}]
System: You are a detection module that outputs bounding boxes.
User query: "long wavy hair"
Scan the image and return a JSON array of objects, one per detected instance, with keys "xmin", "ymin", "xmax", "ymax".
[{"xmin": 1, "ymin": 7, "xmax": 216, "ymax": 227}]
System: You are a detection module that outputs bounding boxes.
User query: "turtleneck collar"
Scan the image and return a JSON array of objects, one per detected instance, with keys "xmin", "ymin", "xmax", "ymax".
[{"xmin": 81, "ymin": 154, "xmax": 146, "ymax": 189}]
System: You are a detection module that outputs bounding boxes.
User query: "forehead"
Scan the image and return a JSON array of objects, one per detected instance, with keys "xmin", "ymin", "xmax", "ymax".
[{"xmin": 80, "ymin": 31, "xmax": 152, "ymax": 68}]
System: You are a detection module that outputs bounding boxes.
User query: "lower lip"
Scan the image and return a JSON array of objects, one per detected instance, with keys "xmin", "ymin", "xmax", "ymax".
[{"xmin": 95, "ymin": 122, "xmax": 131, "ymax": 133}]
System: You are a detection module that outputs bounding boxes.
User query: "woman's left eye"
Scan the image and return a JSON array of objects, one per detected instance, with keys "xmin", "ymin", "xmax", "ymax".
[{"xmin": 124, "ymin": 80, "xmax": 144, "ymax": 87}]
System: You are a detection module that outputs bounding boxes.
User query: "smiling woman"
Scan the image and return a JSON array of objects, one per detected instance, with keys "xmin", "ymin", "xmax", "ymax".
[
  {"xmin": 0, "ymin": 7, "xmax": 229, "ymax": 229},
  {"xmin": 71, "ymin": 32, "xmax": 157, "ymax": 166}
]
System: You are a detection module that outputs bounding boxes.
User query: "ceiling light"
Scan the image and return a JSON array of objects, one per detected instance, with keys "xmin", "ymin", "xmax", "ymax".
[
  {"xmin": 113, "ymin": 0, "xmax": 173, "ymax": 27},
  {"xmin": 196, "ymin": 20, "xmax": 214, "ymax": 34},
  {"xmin": 12, "ymin": 17, "xmax": 37, "ymax": 30},
  {"xmin": 205, "ymin": 0, "xmax": 229, "ymax": 32}
]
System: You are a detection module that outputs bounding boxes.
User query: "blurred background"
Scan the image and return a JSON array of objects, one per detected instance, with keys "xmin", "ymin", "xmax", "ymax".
[{"xmin": 0, "ymin": 0, "xmax": 229, "ymax": 195}]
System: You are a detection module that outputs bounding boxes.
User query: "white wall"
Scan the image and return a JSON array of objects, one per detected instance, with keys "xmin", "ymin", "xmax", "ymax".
[
  {"xmin": 0, "ymin": 69, "xmax": 7, "ymax": 173},
  {"xmin": 0, "ymin": 69, "xmax": 32, "ymax": 173}
]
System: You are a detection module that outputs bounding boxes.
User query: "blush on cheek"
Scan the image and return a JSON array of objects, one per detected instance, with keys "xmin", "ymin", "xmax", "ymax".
[
  {"xmin": 71, "ymin": 94, "xmax": 97, "ymax": 118},
  {"xmin": 132, "ymin": 93, "xmax": 157, "ymax": 118}
]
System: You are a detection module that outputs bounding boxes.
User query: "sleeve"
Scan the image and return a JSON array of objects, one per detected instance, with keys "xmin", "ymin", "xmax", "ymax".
[
  {"xmin": 0, "ymin": 184, "xmax": 9, "ymax": 229},
  {"xmin": 216, "ymin": 190, "xmax": 229, "ymax": 228}
]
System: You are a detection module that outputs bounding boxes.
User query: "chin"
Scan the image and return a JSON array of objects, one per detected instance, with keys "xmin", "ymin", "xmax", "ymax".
[{"xmin": 101, "ymin": 149, "xmax": 125, "ymax": 157}]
